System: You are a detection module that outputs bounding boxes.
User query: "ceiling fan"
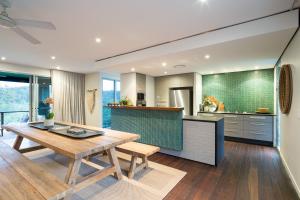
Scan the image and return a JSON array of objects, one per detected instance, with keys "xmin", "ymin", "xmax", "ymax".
[{"xmin": 0, "ymin": 0, "xmax": 56, "ymax": 44}]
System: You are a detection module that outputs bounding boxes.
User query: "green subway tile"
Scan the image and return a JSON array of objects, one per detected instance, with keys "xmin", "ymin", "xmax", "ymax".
[
  {"xmin": 202, "ymin": 69, "xmax": 274, "ymax": 113},
  {"xmin": 111, "ymin": 109, "xmax": 183, "ymax": 150}
]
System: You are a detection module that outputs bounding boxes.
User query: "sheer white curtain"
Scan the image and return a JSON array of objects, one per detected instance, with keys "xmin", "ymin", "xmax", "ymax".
[{"xmin": 51, "ymin": 70, "xmax": 85, "ymax": 124}]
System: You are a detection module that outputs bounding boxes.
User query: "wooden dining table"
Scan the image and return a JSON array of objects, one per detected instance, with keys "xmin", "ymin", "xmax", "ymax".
[{"xmin": 3, "ymin": 122, "xmax": 140, "ymax": 193}]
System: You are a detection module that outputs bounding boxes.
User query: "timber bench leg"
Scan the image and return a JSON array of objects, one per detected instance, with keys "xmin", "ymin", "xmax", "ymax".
[
  {"xmin": 128, "ymin": 156, "xmax": 138, "ymax": 179},
  {"xmin": 142, "ymin": 156, "xmax": 148, "ymax": 169},
  {"xmin": 127, "ymin": 155, "xmax": 149, "ymax": 179}
]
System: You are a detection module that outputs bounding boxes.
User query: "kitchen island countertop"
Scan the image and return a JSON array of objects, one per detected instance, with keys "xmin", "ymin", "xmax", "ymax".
[
  {"xmin": 183, "ymin": 115, "xmax": 224, "ymax": 122},
  {"xmin": 108, "ymin": 106, "xmax": 184, "ymax": 112},
  {"xmin": 198, "ymin": 111, "xmax": 276, "ymax": 116}
]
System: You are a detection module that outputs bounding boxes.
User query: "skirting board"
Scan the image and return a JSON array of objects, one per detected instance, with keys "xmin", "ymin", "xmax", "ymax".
[{"xmin": 278, "ymin": 147, "xmax": 300, "ymax": 198}]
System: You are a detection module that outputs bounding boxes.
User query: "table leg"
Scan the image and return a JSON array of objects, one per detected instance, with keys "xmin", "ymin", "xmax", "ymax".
[
  {"xmin": 107, "ymin": 147, "xmax": 123, "ymax": 180},
  {"xmin": 65, "ymin": 158, "xmax": 82, "ymax": 185},
  {"xmin": 0, "ymin": 112, "xmax": 4, "ymax": 137},
  {"xmin": 13, "ymin": 135, "xmax": 24, "ymax": 151}
]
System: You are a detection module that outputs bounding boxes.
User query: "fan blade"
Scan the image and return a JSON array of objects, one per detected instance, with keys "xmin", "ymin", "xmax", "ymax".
[
  {"xmin": 0, "ymin": 0, "xmax": 11, "ymax": 8},
  {"xmin": 14, "ymin": 19, "xmax": 56, "ymax": 30},
  {"xmin": 12, "ymin": 27, "xmax": 41, "ymax": 44}
]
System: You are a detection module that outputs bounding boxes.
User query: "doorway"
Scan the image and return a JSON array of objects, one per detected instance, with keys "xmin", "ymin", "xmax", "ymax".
[{"xmin": 102, "ymin": 78, "xmax": 120, "ymax": 128}]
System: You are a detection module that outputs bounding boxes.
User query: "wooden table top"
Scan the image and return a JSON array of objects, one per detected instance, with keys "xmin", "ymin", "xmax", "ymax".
[
  {"xmin": 3, "ymin": 122, "xmax": 140, "ymax": 159},
  {"xmin": 0, "ymin": 141, "xmax": 72, "ymax": 200}
]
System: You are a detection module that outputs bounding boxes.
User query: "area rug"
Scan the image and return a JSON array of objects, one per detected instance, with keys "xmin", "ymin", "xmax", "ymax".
[{"xmin": 24, "ymin": 149, "xmax": 186, "ymax": 200}]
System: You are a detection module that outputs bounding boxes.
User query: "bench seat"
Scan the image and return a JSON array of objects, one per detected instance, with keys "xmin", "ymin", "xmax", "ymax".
[
  {"xmin": 116, "ymin": 142, "xmax": 160, "ymax": 178},
  {"xmin": 0, "ymin": 141, "xmax": 72, "ymax": 200}
]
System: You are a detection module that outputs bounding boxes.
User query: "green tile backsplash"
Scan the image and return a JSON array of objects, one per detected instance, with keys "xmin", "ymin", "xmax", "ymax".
[{"xmin": 202, "ymin": 69, "xmax": 274, "ymax": 113}]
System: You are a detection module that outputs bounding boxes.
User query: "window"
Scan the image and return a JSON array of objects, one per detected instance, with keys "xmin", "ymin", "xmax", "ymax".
[{"xmin": 102, "ymin": 79, "xmax": 120, "ymax": 128}]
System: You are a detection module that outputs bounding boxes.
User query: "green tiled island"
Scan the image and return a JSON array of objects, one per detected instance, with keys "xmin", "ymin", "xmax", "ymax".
[
  {"xmin": 110, "ymin": 106, "xmax": 183, "ymax": 150},
  {"xmin": 110, "ymin": 106, "xmax": 225, "ymax": 166}
]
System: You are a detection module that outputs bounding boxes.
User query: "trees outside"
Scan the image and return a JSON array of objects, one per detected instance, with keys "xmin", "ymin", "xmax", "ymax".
[{"xmin": 0, "ymin": 81, "xmax": 29, "ymax": 124}]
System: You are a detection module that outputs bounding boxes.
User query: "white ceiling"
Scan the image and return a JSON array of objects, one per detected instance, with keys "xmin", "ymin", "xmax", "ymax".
[
  {"xmin": 0, "ymin": 0, "xmax": 297, "ymax": 74},
  {"xmin": 101, "ymin": 28, "xmax": 296, "ymax": 76}
]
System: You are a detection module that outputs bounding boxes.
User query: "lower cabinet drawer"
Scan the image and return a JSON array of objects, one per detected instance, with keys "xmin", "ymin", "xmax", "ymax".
[
  {"xmin": 243, "ymin": 115, "xmax": 273, "ymax": 124},
  {"xmin": 243, "ymin": 129, "xmax": 273, "ymax": 141},
  {"xmin": 243, "ymin": 122, "xmax": 273, "ymax": 131},
  {"xmin": 225, "ymin": 129, "xmax": 243, "ymax": 137}
]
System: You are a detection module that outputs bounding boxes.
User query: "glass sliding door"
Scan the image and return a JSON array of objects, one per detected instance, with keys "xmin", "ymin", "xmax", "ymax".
[
  {"xmin": 30, "ymin": 76, "xmax": 52, "ymax": 121},
  {"xmin": 0, "ymin": 72, "xmax": 30, "ymax": 135},
  {"xmin": 102, "ymin": 79, "xmax": 120, "ymax": 128}
]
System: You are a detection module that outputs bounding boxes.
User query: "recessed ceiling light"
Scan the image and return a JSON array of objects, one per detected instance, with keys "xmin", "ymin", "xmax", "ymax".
[
  {"xmin": 204, "ymin": 54, "xmax": 210, "ymax": 59},
  {"xmin": 51, "ymin": 56, "xmax": 56, "ymax": 60},
  {"xmin": 162, "ymin": 62, "xmax": 167, "ymax": 67},
  {"xmin": 164, "ymin": 71, "xmax": 168, "ymax": 74},
  {"xmin": 1, "ymin": 57, "xmax": 6, "ymax": 61},
  {"xmin": 95, "ymin": 37, "xmax": 102, "ymax": 43},
  {"xmin": 56, "ymin": 66, "xmax": 60, "ymax": 70},
  {"xmin": 131, "ymin": 68, "xmax": 135, "ymax": 72},
  {"xmin": 173, "ymin": 65, "xmax": 186, "ymax": 69},
  {"xmin": 199, "ymin": 0, "xmax": 207, "ymax": 2}
]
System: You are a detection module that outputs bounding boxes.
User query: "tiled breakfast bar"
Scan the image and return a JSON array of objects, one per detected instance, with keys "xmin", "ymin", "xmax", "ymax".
[
  {"xmin": 110, "ymin": 106, "xmax": 224, "ymax": 166},
  {"xmin": 110, "ymin": 106, "xmax": 184, "ymax": 151}
]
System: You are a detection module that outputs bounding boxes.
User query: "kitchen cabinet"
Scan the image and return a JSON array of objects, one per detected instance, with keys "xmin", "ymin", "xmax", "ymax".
[
  {"xmin": 160, "ymin": 115, "xmax": 224, "ymax": 166},
  {"xmin": 243, "ymin": 115, "xmax": 273, "ymax": 141},
  {"xmin": 198, "ymin": 112, "xmax": 275, "ymax": 144},
  {"xmin": 223, "ymin": 114, "xmax": 243, "ymax": 138}
]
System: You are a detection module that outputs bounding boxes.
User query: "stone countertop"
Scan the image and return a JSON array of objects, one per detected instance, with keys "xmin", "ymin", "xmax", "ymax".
[
  {"xmin": 183, "ymin": 115, "xmax": 224, "ymax": 123},
  {"xmin": 198, "ymin": 111, "xmax": 276, "ymax": 116}
]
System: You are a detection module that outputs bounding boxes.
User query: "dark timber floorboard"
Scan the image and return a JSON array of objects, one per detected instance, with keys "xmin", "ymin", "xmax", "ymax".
[{"xmin": 149, "ymin": 141, "xmax": 299, "ymax": 200}]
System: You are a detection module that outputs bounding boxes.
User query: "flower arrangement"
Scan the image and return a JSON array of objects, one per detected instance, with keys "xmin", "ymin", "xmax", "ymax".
[
  {"xmin": 202, "ymin": 96, "xmax": 219, "ymax": 112},
  {"xmin": 43, "ymin": 97, "xmax": 54, "ymax": 125},
  {"xmin": 203, "ymin": 96, "xmax": 219, "ymax": 107}
]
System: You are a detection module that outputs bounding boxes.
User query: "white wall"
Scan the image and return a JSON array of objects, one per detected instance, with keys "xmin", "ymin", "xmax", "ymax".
[
  {"xmin": 0, "ymin": 63, "xmax": 50, "ymax": 77},
  {"xmin": 154, "ymin": 73, "xmax": 195, "ymax": 107},
  {"xmin": 279, "ymin": 30, "xmax": 300, "ymax": 197},
  {"xmin": 146, "ymin": 75, "xmax": 155, "ymax": 106},
  {"xmin": 85, "ymin": 72, "xmax": 102, "ymax": 127},
  {"xmin": 120, "ymin": 73, "xmax": 137, "ymax": 105},
  {"xmin": 193, "ymin": 72, "xmax": 202, "ymax": 115}
]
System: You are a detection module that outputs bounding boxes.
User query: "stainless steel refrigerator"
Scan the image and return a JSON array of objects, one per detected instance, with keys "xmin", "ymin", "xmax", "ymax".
[{"xmin": 169, "ymin": 87, "xmax": 193, "ymax": 116}]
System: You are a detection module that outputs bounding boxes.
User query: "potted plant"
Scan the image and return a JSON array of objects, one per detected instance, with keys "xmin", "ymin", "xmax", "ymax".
[
  {"xmin": 44, "ymin": 97, "xmax": 55, "ymax": 127},
  {"xmin": 119, "ymin": 96, "xmax": 133, "ymax": 106}
]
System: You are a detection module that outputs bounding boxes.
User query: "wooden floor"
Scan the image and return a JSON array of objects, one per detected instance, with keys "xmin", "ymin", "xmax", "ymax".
[{"xmin": 149, "ymin": 141, "xmax": 299, "ymax": 200}]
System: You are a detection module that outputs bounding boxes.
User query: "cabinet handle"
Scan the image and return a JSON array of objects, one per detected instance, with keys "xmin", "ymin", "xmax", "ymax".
[
  {"xmin": 249, "ymin": 116, "xmax": 266, "ymax": 120},
  {"xmin": 250, "ymin": 132, "xmax": 265, "ymax": 135},
  {"xmin": 227, "ymin": 122, "xmax": 238, "ymax": 124},
  {"xmin": 251, "ymin": 123, "xmax": 265, "ymax": 126},
  {"xmin": 225, "ymin": 115, "xmax": 237, "ymax": 118}
]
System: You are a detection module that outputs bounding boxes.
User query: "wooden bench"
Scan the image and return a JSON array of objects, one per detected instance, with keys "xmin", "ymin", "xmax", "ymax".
[
  {"xmin": 116, "ymin": 142, "xmax": 160, "ymax": 179},
  {"xmin": 0, "ymin": 141, "xmax": 72, "ymax": 200}
]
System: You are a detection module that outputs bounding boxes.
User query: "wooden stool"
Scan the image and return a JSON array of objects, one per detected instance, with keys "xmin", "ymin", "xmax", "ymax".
[{"xmin": 116, "ymin": 142, "xmax": 160, "ymax": 179}]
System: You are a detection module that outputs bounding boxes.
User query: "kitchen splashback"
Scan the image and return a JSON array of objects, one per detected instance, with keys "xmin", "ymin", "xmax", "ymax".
[{"xmin": 202, "ymin": 69, "xmax": 274, "ymax": 113}]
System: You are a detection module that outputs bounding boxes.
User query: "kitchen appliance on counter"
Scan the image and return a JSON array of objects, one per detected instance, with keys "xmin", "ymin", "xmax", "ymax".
[
  {"xmin": 136, "ymin": 92, "xmax": 146, "ymax": 106},
  {"xmin": 169, "ymin": 87, "xmax": 193, "ymax": 115}
]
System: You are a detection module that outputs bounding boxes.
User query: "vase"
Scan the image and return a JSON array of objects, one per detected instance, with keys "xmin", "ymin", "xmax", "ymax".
[
  {"xmin": 44, "ymin": 119, "xmax": 54, "ymax": 127},
  {"xmin": 204, "ymin": 106, "xmax": 209, "ymax": 112}
]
